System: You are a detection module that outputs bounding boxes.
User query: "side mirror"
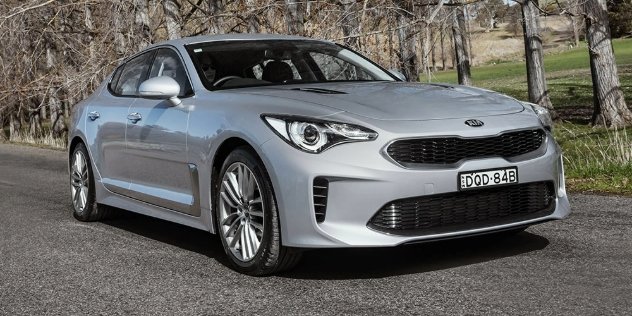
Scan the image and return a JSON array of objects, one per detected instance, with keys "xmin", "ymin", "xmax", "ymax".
[
  {"xmin": 138, "ymin": 76, "xmax": 182, "ymax": 107},
  {"xmin": 388, "ymin": 69, "xmax": 407, "ymax": 82}
]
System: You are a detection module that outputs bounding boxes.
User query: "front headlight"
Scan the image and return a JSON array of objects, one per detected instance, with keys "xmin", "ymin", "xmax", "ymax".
[
  {"xmin": 523, "ymin": 101, "xmax": 553, "ymax": 131},
  {"xmin": 262, "ymin": 115, "xmax": 378, "ymax": 153}
]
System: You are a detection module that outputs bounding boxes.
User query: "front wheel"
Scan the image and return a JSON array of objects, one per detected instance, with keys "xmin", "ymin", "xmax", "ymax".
[
  {"xmin": 70, "ymin": 143, "xmax": 111, "ymax": 221},
  {"xmin": 216, "ymin": 147, "xmax": 301, "ymax": 275}
]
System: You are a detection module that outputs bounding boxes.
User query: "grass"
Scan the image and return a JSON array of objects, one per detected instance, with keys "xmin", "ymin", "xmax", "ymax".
[{"xmin": 428, "ymin": 38, "xmax": 632, "ymax": 195}]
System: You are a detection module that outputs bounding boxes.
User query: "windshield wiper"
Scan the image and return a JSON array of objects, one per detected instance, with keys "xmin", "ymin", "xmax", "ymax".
[{"xmin": 291, "ymin": 87, "xmax": 347, "ymax": 94}]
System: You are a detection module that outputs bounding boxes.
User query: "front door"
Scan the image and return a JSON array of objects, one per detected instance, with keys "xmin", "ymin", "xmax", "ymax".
[
  {"xmin": 86, "ymin": 50, "xmax": 155, "ymax": 197},
  {"xmin": 125, "ymin": 47, "xmax": 201, "ymax": 216}
]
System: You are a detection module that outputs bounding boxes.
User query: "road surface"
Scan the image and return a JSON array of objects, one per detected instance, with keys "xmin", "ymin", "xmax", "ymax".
[{"xmin": 0, "ymin": 143, "xmax": 630, "ymax": 315}]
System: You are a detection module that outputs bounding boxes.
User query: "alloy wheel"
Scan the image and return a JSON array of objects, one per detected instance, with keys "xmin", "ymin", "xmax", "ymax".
[
  {"xmin": 70, "ymin": 150, "xmax": 89, "ymax": 213},
  {"xmin": 218, "ymin": 162, "xmax": 266, "ymax": 262}
]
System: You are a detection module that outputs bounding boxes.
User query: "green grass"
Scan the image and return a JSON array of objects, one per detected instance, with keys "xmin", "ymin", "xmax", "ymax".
[
  {"xmin": 428, "ymin": 38, "xmax": 632, "ymax": 194},
  {"xmin": 554, "ymin": 124, "xmax": 632, "ymax": 195}
]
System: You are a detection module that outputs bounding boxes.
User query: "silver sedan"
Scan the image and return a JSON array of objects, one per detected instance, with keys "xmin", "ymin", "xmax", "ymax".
[{"xmin": 68, "ymin": 34, "xmax": 570, "ymax": 275}]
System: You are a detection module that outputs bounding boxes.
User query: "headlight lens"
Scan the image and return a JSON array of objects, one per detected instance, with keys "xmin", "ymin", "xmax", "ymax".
[
  {"xmin": 263, "ymin": 115, "xmax": 378, "ymax": 153},
  {"xmin": 524, "ymin": 102, "xmax": 553, "ymax": 131}
]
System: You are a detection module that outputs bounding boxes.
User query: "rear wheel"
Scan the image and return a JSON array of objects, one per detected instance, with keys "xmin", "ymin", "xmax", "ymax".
[
  {"xmin": 70, "ymin": 143, "xmax": 111, "ymax": 221},
  {"xmin": 216, "ymin": 147, "xmax": 301, "ymax": 275}
]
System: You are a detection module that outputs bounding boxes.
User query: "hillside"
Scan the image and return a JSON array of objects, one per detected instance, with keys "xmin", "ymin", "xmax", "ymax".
[{"xmin": 466, "ymin": 15, "xmax": 576, "ymax": 66}]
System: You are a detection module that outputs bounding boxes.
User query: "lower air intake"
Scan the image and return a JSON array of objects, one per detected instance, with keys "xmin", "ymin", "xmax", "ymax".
[{"xmin": 368, "ymin": 181, "xmax": 555, "ymax": 236}]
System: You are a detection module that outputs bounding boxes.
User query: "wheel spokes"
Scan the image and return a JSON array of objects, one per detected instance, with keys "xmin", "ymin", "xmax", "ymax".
[
  {"xmin": 71, "ymin": 151, "xmax": 89, "ymax": 212},
  {"xmin": 219, "ymin": 162, "xmax": 266, "ymax": 262},
  {"xmin": 220, "ymin": 189, "xmax": 240, "ymax": 209}
]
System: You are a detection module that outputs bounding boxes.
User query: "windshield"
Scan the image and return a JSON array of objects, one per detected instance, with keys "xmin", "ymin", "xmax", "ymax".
[{"xmin": 185, "ymin": 40, "xmax": 395, "ymax": 90}]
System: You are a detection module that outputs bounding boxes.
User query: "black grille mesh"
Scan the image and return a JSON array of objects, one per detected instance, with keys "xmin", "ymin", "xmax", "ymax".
[
  {"xmin": 387, "ymin": 129, "xmax": 545, "ymax": 165},
  {"xmin": 368, "ymin": 182, "xmax": 555, "ymax": 236}
]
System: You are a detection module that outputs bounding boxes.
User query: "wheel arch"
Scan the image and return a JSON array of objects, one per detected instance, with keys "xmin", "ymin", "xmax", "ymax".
[
  {"xmin": 209, "ymin": 137, "xmax": 257, "ymax": 232},
  {"xmin": 68, "ymin": 135, "xmax": 85, "ymax": 159}
]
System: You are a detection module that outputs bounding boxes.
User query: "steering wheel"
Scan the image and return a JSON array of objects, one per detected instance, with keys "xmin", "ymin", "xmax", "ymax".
[{"xmin": 213, "ymin": 75, "xmax": 241, "ymax": 87}]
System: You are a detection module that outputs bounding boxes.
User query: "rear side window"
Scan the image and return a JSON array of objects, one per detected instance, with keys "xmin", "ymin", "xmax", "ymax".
[
  {"xmin": 148, "ymin": 48, "xmax": 193, "ymax": 97},
  {"xmin": 112, "ymin": 51, "xmax": 154, "ymax": 96}
]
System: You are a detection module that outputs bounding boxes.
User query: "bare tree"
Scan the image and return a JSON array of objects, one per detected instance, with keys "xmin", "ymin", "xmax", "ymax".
[
  {"xmin": 208, "ymin": 0, "xmax": 226, "ymax": 35},
  {"xmin": 584, "ymin": 0, "xmax": 632, "ymax": 127},
  {"xmin": 337, "ymin": 0, "xmax": 360, "ymax": 48},
  {"xmin": 284, "ymin": 0, "xmax": 304, "ymax": 36},
  {"xmin": 396, "ymin": 4, "xmax": 418, "ymax": 81},
  {"xmin": 163, "ymin": 0, "xmax": 182, "ymax": 40},
  {"xmin": 452, "ymin": 6, "xmax": 471, "ymax": 85},
  {"xmin": 134, "ymin": 0, "xmax": 153, "ymax": 49},
  {"xmin": 514, "ymin": 0, "xmax": 557, "ymax": 119}
]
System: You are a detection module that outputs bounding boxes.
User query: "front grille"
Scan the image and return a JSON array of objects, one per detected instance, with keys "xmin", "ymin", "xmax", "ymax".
[
  {"xmin": 368, "ymin": 181, "xmax": 555, "ymax": 236},
  {"xmin": 313, "ymin": 177, "xmax": 329, "ymax": 223},
  {"xmin": 387, "ymin": 129, "xmax": 545, "ymax": 165}
]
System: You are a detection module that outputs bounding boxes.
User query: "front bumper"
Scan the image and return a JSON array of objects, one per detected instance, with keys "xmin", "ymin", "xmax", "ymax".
[{"xmin": 259, "ymin": 117, "xmax": 570, "ymax": 248}]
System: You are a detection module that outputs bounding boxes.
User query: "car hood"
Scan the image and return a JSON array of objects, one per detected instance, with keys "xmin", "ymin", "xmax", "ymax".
[{"xmin": 236, "ymin": 81, "xmax": 525, "ymax": 121}]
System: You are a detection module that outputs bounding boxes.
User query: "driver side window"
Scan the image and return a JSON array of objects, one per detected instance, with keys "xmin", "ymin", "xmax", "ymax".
[
  {"xmin": 148, "ymin": 48, "xmax": 193, "ymax": 97},
  {"xmin": 112, "ymin": 51, "xmax": 154, "ymax": 96}
]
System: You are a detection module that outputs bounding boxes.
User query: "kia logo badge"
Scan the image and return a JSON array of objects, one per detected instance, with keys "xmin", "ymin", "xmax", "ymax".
[{"xmin": 465, "ymin": 119, "xmax": 484, "ymax": 127}]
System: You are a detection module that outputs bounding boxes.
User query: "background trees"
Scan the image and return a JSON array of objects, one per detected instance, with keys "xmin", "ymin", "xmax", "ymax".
[{"xmin": 0, "ymin": 0, "xmax": 629, "ymax": 144}]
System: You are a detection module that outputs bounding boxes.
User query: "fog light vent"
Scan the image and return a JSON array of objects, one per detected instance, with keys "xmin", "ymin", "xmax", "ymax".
[{"xmin": 313, "ymin": 177, "xmax": 329, "ymax": 223}]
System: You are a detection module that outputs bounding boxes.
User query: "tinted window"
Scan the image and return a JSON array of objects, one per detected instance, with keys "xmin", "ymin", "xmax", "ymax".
[
  {"xmin": 309, "ymin": 52, "xmax": 373, "ymax": 81},
  {"xmin": 113, "ymin": 51, "xmax": 154, "ymax": 96},
  {"xmin": 148, "ymin": 48, "xmax": 193, "ymax": 97},
  {"xmin": 186, "ymin": 40, "xmax": 394, "ymax": 90}
]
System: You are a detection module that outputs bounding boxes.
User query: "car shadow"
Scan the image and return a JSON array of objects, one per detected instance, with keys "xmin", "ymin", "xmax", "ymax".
[
  {"xmin": 101, "ymin": 209, "xmax": 549, "ymax": 279},
  {"xmin": 279, "ymin": 231, "xmax": 549, "ymax": 280},
  {"xmin": 100, "ymin": 209, "xmax": 232, "ymax": 269}
]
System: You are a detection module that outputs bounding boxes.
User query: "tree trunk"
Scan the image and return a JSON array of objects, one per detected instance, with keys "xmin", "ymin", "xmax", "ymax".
[
  {"xmin": 422, "ymin": 2, "xmax": 445, "ymax": 80},
  {"xmin": 452, "ymin": 7, "xmax": 471, "ymax": 86},
  {"xmin": 0, "ymin": 111, "xmax": 7, "ymax": 141},
  {"xmin": 134, "ymin": 0, "xmax": 152, "ymax": 49},
  {"xmin": 431, "ymin": 29, "xmax": 437, "ymax": 73},
  {"xmin": 45, "ymin": 47, "xmax": 66, "ymax": 138},
  {"xmin": 520, "ymin": 0, "xmax": 558, "ymax": 119},
  {"xmin": 396, "ymin": 9, "xmax": 417, "ymax": 81},
  {"xmin": 338, "ymin": 0, "xmax": 360, "ymax": 48},
  {"xmin": 9, "ymin": 113, "xmax": 21, "ymax": 141},
  {"xmin": 113, "ymin": 1, "xmax": 127, "ymax": 57},
  {"xmin": 29, "ymin": 111, "xmax": 43, "ymax": 138},
  {"xmin": 573, "ymin": 18, "xmax": 580, "ymax": 47},
  {"xmin": 284, "ymin": 0, "xmax": 304, "ymax": 36},
  {"xmin": 162, "ymin": 0, "xmax": 181, "ymax": 40},
  {"xmin": 440, "ymin": 23, "xmax": 446, "ymax": 70},
  {"xmin": 584, "ymin": 0, "xmax": 632, "ymax": 127},
  {"xmin": 207, "ymin": 0, "xmax": 225, "ymax": 35},
  {"xmin": 465, "ymin": 5, "xmax": 474, "ymax": 66},
  {"xmin": 244, "ymin": 0, "xmax": 260, "ymax": 33}
]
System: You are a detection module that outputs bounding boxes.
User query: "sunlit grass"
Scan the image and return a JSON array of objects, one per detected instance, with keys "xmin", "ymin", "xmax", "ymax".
[
  {"xmin": 555, "ymin": 124, "xmax": 632, "ymax": 195},
  {"xmin": 427, "ymin": 38, "xmax": 632, "ymax": 194}
]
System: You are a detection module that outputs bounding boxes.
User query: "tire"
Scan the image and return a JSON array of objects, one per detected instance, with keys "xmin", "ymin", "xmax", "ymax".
[
  {"xmin": 69, "ymin": 142, "xmax": 112, "ymax": 221},
  {"xmin": 215, "ymin": 146, "xmax": 302, "ymax": 275}
]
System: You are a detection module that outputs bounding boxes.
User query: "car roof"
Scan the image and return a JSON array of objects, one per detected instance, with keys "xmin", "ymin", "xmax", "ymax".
[{"xmin": 146, "ymin": 33, "xmax": 333, "ymax": 50}]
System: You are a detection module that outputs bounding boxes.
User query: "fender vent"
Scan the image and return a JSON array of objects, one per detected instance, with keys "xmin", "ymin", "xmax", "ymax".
[{"xmin": 313, "ymin": 177, "xmax": 329, "ymax": 223}]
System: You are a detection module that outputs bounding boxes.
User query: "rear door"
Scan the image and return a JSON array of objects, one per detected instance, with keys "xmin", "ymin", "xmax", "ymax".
[{"xmin": 125, "ymin": 47, "xmax": 201, "ymax": 216}]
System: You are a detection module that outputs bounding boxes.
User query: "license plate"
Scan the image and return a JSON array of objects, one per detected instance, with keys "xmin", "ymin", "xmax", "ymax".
[{"xmin": 459, "ymin": 167, "xmax": 518, "ymax": 190}]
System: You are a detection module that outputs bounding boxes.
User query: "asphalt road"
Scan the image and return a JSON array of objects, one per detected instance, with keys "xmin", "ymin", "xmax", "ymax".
[{"xmin": 1, "ymin": 143, "xmax": 631, "ymax": 316}]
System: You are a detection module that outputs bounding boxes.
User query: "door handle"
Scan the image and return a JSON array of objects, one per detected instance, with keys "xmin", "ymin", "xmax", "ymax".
[
  {"xmin": 87, "ymin": 111, "xmax": 100, "ymax": 121},
  {"xmin": 127, "ymin": 112, "xmax": 142, "ymax": 124}
]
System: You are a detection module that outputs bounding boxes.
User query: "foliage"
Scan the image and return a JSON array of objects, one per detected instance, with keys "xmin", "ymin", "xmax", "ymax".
[{"xmin": 608, "ymin": 0, "xmax": 632, "ymax": 38}]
